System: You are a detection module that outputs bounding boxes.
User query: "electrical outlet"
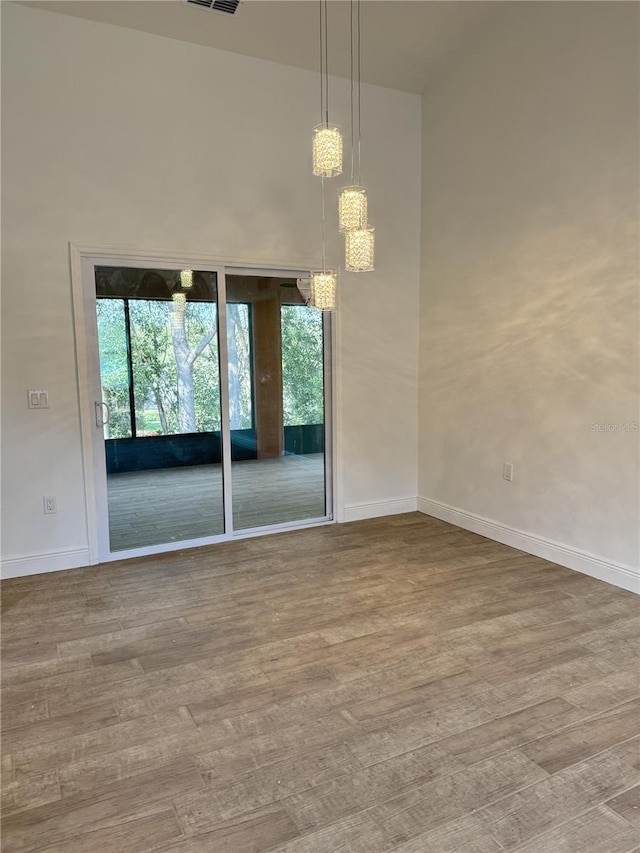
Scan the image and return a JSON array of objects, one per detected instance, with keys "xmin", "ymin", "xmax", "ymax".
[
  {"xmin": 503, "ymin": 463, "xmax": 514, "ymax": 482},
  {"xmin": 43, "ymin": 496, "xmax": 57, "ymax": 514}
]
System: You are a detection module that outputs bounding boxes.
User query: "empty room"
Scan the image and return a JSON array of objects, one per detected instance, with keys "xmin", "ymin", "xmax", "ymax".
[{"xmin": 1, "ymin": 1, "xmax": 639, "ymax": 851}]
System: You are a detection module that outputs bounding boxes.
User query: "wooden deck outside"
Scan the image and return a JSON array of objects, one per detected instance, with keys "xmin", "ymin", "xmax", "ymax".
[
  {"xmin": 1, "ymin": 513, "xmax": 639, "ymax": 852},
  {"xmin": 107, "ymin": 454, "xmax": 326, "ymax": 551}
]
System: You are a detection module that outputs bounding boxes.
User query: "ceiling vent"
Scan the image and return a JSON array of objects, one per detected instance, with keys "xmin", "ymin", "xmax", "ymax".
[{"xmin": 185, "ymin": 0, "xmax": 240, "ymax": 15}]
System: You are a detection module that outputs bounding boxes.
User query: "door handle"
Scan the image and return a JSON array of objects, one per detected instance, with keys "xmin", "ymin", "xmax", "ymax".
[{"xmin": 95, "ymin": 401, "xmax": 111, "ymax": 427}]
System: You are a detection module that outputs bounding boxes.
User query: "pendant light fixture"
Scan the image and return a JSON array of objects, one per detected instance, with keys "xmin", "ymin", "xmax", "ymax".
[
  {"xmin": 310, "ymin": 0, "xmax": 338, "ymax": 311},
  {"xmin": 310, "ymin": 269, "xmax": 337, "ymax": 310},
  {"xmin": 310, "ymin": 175, "xmax": 337, "ymax": 311},
  {"xmin": 345, "ymin": 225, "xmax": 375, "ymax": 272},
  {"xmin": 180, "ymin": 269, "xmax": 193, "ymax": 289},
  {"xmin": 170, "ymin": 291, "xmax": 187, "ymax": 329},
  {"xmin": 172, "ymin": 292, "xmax": 186, "ymax": 312},
  {"xmin": 338, "ymin": 0, "xmax": 367, "ymax": 232},
  {"xmin": 338, "ymin": 186, "xmax": 368, "ymax": 233},
  {"xmin": 312, "ymin": 0, "xmax": 343, "ymax": 177},
  {"xmin": 341, "ymin": 0, "xmax": 375, "ymax": 271}
]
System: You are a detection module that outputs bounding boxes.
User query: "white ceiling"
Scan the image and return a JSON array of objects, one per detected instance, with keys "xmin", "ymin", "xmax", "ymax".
[{"xmin": 20, "ymin": 0, "xmax": 508, "ymax": 93}]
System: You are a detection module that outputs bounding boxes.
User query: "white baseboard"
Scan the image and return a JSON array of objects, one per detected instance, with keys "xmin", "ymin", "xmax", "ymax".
[
  {"xmin": 1, "ymin": 547, "xmax": 91, "ymax": 580},
  {"xmin": 417, "ymin": 496, "xmax": 639, "ymax": 595},
  {"xmin": 343, "ymin": 497, "xmax": 417, "ymax": 523}
]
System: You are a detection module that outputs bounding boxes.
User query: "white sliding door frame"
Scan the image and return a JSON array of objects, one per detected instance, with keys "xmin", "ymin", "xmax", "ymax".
[{"xmin": 70, "ymin": 244, "xmax": 335, "ymax": 565}]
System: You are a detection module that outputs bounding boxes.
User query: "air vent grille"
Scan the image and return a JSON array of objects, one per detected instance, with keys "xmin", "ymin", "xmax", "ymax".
[{"xmin": 185, "ymin": 0, "xmax": 240, "ymax": 14}]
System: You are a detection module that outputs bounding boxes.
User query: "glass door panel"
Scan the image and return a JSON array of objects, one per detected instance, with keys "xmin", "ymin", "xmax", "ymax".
[
  {"xmin": 227, "ymin": 276, "xmax": 328, "ymax": 530},
  {"xmin": 95, "ymin": 266, "xmax": 225, "ymax": 551},
  {"xmin": 96, "ymin": 298, "xmax": 132, "ymax": 440}
]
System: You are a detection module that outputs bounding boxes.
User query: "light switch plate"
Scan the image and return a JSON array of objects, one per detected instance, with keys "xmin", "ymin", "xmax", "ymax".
[{"xmin": 27, "ymin": 390, "xmax": 49, "ymax": 409}]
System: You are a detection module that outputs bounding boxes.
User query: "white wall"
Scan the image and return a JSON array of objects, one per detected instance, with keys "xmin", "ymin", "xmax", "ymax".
[
  {"xmin": 0, "ymin": 3, "xmax": 421, "ymax": 574},
  {"xmin": 418, "ymin": 2, "xmax": 639, "ymax": 591}
]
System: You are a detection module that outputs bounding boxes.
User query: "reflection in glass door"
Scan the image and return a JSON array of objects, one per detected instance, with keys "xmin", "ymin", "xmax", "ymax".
[
  {"xmin": 227, "ymin": 276, "xmax": 328, "ymax": 531},
  {"xmin": 95, "ymin": 267, "xmax": 225, "ymax": 551}
]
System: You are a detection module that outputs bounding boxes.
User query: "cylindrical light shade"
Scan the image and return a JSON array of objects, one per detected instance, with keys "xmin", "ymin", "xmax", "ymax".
[
  {"xmin": 180, "ymin": 269, "xmax": 193, "ymax": 289},
  {"xmin": 310, "ymin": 270, "xmax": 337, "ymax": 311},
  {"xmin": 171, "ymin": 292, "xmax": 187, "ymax": 327},
  {"xmin": 345, "ymin": 227, "xmax": 375, "ymax": 272},
  {"xmin": 338, "ymin": 186, "xmax": 368, "ymax": 232},
  {"xmin": 312, "ymin": 125, "xmax": 343, "ymax": 177}
]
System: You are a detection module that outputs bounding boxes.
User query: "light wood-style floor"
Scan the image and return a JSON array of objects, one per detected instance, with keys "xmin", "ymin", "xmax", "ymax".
[
  {"xmin": 107, "ymin": 454, "xmax": 326, "ymax": 551},
  {"xmin": 2, "ymin": 513, "xmax": 640, "ymax": 852}
]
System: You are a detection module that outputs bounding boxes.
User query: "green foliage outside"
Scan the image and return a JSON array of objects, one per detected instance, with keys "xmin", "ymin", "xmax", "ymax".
[
  {"xmin": 281, "ymin": 306, "xmax": 324, "ymax": 426},
  {"xmin": 97, "ymin": 298, "xmax": 324, "ymax": 439},
  {"xmin": 96, "ymin": 299, "xmax": 132, "ymax": 438},
  {"xmin": 129, "ymin": 300, "xmax": 224, "ymax": 434},
  {"xmin": 97, "ymin": 299, "xmax": 252, "ymax": 438}
]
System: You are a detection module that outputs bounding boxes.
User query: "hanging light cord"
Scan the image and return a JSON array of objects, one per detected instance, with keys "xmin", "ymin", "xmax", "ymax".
[
  {"xmin": 349, "ymin": 0, "xmax": 355, "ymax": 185},
  {"xmin": 318, "ymin": 0, "xmax": 330, "ymax": 127},
  {"xmin": 319, "ymin": 0, "xmax": 328, "ymax": 271},
  {"xmin": 324, "ymin": 0, "xmax": 330, "ymax": 126},
  {"xmin": 357, "ymin": 0, "xmax": 362, "ymax": 186},
  {"xmin": 321, "ymin": 176, "xmax": 327, "ymax": 271},
  {"xmin": 319, "ymin": 0, "xmax": 324, "ymax": 124}
]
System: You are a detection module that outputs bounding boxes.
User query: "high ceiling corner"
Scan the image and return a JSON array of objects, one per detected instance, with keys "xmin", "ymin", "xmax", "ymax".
[{"xmin": 17, "ymin": 0, "xmax": 507, "ymax": 93}]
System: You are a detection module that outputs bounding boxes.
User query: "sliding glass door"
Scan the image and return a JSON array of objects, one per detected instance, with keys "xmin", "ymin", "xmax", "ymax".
[
  {"xmin": 95, "ymin": 267, "xmax": 225, "ymax": 551},
  {"xmin": 89, "ymin": 260, "xmax": 331, "ymax": 557},
  {"xmin": 226, "ymin": 276, "xmax": 327, "ymax": 531}
]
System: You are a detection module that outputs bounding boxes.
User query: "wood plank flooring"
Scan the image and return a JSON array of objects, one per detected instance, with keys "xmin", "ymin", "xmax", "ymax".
[
  {"xmin": 107, "ymin": 454, "xmax": 326, "ymax": 551},
  {"xmin": 2, "ymin": 513, "xmax": 639, "ymax": 852}
]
